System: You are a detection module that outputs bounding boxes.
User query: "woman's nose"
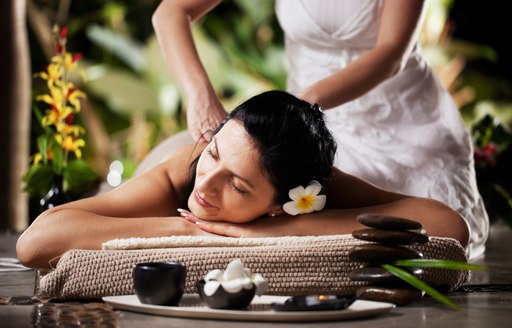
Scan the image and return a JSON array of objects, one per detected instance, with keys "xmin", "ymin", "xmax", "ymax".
[{"xmin": 197, "ymin": 168, "xmax": 221, "ymax": 195}]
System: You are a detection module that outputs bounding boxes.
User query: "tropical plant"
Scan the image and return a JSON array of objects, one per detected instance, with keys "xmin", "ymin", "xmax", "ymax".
[{"xmin": 23, "ymin": 26, "xmax": 99, "ymax": 200}]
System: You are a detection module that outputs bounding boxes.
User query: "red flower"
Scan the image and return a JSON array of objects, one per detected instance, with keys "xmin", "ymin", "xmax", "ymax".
[
  {"xmin": 72, "ymin": 53, "xmax": 82, "ymax": 62},
  {"xmin": 474, "ymin": 143, "xmax": 498, "ymax": 167},
  {"xmin": 59, "ymin": 27, "xmax": 68, "ymax": 39},
  {"xmin": 65, "ymin": 114, "xmax": 74, "ymax": 125}
]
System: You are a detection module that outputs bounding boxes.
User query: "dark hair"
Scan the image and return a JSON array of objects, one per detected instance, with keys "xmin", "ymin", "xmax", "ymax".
[{"xmin": 219, "ymin": 90, "xmax": 337, "ymax": 204}]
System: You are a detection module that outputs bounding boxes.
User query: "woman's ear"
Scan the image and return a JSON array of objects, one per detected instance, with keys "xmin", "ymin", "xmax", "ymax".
[{"xmin": 268, "ymin": 205, "xmax": 284, "ymax": 217}]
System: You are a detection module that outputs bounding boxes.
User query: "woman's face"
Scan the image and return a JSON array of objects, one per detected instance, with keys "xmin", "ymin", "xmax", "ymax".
[{"xmin": 188, "ymin": 120, "xmax": 278, "ymax": 223}]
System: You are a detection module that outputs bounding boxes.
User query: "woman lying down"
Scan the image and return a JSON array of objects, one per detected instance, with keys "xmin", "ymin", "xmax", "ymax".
[{"xmin": 17, "ymin": 91, "xmax": 469, "ymax": 269}]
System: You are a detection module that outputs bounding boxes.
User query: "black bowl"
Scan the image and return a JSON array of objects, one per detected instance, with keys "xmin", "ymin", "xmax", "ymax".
[
  {"xmin": 196, "ymin": 279, "xmax": 256, "ymax": 310},
  {"xmin": 133, "ymin": 262, "xmax": 186, "ymax": 306}
]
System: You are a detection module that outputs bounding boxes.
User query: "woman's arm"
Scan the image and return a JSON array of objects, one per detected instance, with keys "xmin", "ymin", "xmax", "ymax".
[
  {"xmin": 16, "ymin": 143, "xmax": 209, "ymax": 268},
  {"xmin": 298, "ymin": 0, "xmax": 426, "ymax": 109},
  {"xmin": 152, "ymin": 0, "xmax": 226, "ymax": 140},
  {"xmin": 190, "ymin": 167, "xmax": 470, "ymax": 247}
]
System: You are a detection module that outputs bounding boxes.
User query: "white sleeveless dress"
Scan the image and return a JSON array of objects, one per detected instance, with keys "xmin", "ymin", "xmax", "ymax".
[{"xmin": 276, "ymin": 0, "xmax": 489, "ymax": 258}]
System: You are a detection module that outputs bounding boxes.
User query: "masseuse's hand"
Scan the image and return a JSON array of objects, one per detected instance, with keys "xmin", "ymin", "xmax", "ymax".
[
  {"xmin": 297, "ymin": 84, "xmax": 322, "ymax": 108},
  {"xmin": 178, "ymin": 209, "xmax": 296, "ymax": 238},
  {"xmin": 187, "ymin": 93, "xmax": 227, "ymax": 141}
]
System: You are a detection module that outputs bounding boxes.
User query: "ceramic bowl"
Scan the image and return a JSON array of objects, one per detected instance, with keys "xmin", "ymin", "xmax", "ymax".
[{"xmin": 133, "ymin": 262, "xmax": 186, "ymax": 306}]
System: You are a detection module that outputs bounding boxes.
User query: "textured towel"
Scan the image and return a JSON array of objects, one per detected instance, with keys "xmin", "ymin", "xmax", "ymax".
[
  {"xmin": 37, "ymin": 234, "xmax": 469, "ymax": 300},
  {"xmin": 101, "ymin": 234, "xmax": 361, "ymax": 250}
]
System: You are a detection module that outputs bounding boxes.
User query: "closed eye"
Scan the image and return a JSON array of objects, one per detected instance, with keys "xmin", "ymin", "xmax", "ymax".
[
  {"xmin": 230, "ymin": 179, "xmax": 247, "ymax": 194},
  {"xmin": 207, "ymin": 147, "xmax": 218, "ymax": 161},
  {"xmin": 207, "ymin": 145, "xmax": 246, "ymax": 194}
]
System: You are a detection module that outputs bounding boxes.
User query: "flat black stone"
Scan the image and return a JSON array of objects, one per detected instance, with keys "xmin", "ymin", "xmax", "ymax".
[
  {"xmin": 349, "ymin": 266, "xmax": 423, "ymax": 283},
  {"xmin": 348, "ymin": 244, "xmax": 423, "ymax": 262},
  {"xmin": 357, "ymin": 214, "xmax": 423, "ymax": 230},
  {"xmin": 356, "ymin": 285, "xmax": 423, "ymax": 306},
  {"xmin": 352, "ymin": 228, "xmax": 430, "ymax": 245},
  {"xmin": 349, "ymin": 266, "xmax": 396, "ymax": 283}
]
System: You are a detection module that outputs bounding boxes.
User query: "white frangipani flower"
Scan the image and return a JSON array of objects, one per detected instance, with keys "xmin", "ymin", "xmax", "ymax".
[
  {"xmin": 203, "ymin": 259, "xmax": 268, "ymax": 296},
  {"xmin": 282, "ymin": 180, "xmax": 326, "ymax": 216}
]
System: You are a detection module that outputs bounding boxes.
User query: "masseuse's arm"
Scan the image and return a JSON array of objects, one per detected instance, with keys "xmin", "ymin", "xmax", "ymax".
[
  {"xmin": 152, "ymin": 0, "xmax": 226, "ymax": 140},
  {"xmin": 194, "ymin": 167, "xmax": 470, "ymax": 247},
  {"xmin": 298, "ymin": 0, "xmax": 426, "ymax": 109},
  {"xmin": 16, "ymin": 143, "xmax": 207, "ymax": 269}
]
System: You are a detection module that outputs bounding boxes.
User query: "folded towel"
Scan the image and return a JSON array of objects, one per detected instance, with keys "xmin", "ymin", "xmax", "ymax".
[
  {"xmin": 37, "ymin": 235, "xmax": 469, "ymax": 300},
  {"xmin": 101, "ymin": 234, "xmax": 356, "ymax": 250}
]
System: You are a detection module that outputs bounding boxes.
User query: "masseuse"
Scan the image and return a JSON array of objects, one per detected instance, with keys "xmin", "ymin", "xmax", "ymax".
[{"xmin": 17, "ymin": 91, "xmax": 469, "ymax": 269}]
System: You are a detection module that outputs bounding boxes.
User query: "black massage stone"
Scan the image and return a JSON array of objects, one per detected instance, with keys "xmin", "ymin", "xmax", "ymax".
[
  {"xmin": 355, "ymin": 285, "xmax": 423, "ymax": 306},
  {"xmin": 352, "ymin": 228, "xmax": 430, "ymax": 245},
  {"xmin": 356, "ymin": 214, "xmax": 423, "ymax": 231},
  {"xmin": 348, "ymin": 244, "xmax": 423, "ymax": 262}
]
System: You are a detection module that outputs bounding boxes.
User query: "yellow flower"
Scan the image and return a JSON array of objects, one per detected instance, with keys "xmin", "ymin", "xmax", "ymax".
[
  {"xmin": 63, "ymin": 52, "xmax": 77, "ymax": 70},
  {"xmin": 36, "ymin": 62, "xmax": 62, "ymax": 87},
  {"xmin": 62, "ymin": 124, "xmax": 85, "ymax": 137},
  {"xmin": 54, "ymin": 134, "xmax": 85, "ymax": 159},
  {"xmin": 67, "ymin": 88, "xmax": 86, "ymax": 112},
  {"xmin": 33, "ymin": 153, "xmax": 43, "ymax": 166},
  {"xmin": 282, "ymin": 180, "xmax": 326, "ymax": 216},
  {"xmin": 36, "ymin": 84, "xmax": 65, "ymax": 108}
]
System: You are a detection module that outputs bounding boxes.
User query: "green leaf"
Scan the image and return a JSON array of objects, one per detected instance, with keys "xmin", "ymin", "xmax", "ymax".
[
  {"xmin": 63, "ymin": 159, "xmax": 100, "ymax": 195},
  {"xmin": 50, "ymin": 142, "xmax": 64, "ymax": 174},
  {"xmin": 36, "ymin": 135, "xmax": 49, "ymax": 164},
  {"xmin": 382, "ymin": 264, "xmax": 461, "ymax": 310},
  {"xmin": 394, "ymin": 259, "xmax": 488, "ymax": 271},
  {"xmin": 33, "ymin": 105, "xmax": 53, "ymax": 134},
  {"xmin": 22, "ymin": 164, "xmax": 54, "ymax": 197}
]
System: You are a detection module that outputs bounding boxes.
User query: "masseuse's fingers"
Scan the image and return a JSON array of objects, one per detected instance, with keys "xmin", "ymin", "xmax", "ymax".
[{"xmin": 187, "ymin": 97, "xmax": 227, "ymax": 141}]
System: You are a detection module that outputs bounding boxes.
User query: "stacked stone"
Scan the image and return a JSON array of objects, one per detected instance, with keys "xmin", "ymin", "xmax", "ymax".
[{"xmin": 348, "ymin": 214, "xmax": 430, "ymax": 306}]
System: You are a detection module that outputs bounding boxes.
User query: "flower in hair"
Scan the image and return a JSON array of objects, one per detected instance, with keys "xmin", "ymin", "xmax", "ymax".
[{"xmin": 282, "ymin": 180, "xmax": 326, "ymax": 216}]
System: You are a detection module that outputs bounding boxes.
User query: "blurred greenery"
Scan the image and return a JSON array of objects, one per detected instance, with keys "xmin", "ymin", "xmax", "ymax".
[{"xmin": 26, "ymin": 0, "xmax": 511, "ymax": 225}]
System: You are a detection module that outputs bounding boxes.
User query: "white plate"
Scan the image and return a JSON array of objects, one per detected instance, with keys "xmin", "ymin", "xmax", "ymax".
[{"xmin": 102, "ymin": 294, "xmax": 395, "ymax": 322}]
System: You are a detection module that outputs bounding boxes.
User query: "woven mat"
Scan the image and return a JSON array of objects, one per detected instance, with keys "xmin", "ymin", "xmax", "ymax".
[{"xmin": 37, "ymin": 235, "xmax": 469, "ymax": 300}]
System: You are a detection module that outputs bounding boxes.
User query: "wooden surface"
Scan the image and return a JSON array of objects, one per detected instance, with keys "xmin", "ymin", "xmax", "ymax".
[{"xmin": 1, "ymin": 222, "xmax": 512, "ymax": 327}]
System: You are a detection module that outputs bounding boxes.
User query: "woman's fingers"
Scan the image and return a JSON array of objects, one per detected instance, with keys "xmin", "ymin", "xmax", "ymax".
[
  {"xmin": 197, "ymin": 221, "xmax": 242, "ymax": 238},
  {"xmin": 177, "ymin": 208, "xmax": 239, "ymax": 236},
  {"xmin": 177, "ymin": 208, "xmax": 200, "ymax": 223}
]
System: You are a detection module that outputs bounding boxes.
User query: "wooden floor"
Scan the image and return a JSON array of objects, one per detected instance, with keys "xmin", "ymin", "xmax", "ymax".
[{"xmin": 1, "ymin": 222, "xmax": 512, "ymax": 328}]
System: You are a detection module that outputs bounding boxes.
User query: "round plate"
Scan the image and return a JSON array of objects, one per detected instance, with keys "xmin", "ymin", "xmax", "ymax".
[{"xmin": 102, "ymin": 294, "xmax": 395, "ymax": 322}]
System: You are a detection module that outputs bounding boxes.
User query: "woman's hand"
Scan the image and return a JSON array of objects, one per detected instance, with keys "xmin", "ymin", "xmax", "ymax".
[{"xmin": 178, "ymin": 209, "xmax": 297, "ymax": 238}]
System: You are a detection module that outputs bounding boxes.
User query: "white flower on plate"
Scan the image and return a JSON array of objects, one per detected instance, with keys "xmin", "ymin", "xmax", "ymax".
[
  {"xmin": 203, "ymin": 259, "xmax": 268, "ymax": 296},
  {"xmin": 282, "ymin": 180, "xmax": 326, "ymax": 216}
]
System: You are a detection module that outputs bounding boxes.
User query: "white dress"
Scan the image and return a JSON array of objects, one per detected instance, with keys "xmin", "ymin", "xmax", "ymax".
[{"xmin": 276, "ymin": 0, "xmax": 489, "ymax": 258}]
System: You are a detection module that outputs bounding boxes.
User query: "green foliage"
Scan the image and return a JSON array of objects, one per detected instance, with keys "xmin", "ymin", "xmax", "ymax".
[
  {"xmin": 22, "ymin": 164, "xmax": 55, "ymax": 198},
  {"xmin": 64, "ymin": 160, "xmax": 101, "ymax": 197},
  {"xmin": 471, "ymin": 114, "xmax": 512, "ymax": 227},
  {"xmin": 22, "ymin": 160, "xmax": 99, "ymax": 199},
  {"xmin": 383, "ymin": 264, "xmax": 461, "ymax": 310},
  {"xmin": 394, "ymin": 259, "xmax": 487, "ymax": 271},
  {"xmin": 379, "ymin": 259, "xmax": 487, "ymax": 309}
]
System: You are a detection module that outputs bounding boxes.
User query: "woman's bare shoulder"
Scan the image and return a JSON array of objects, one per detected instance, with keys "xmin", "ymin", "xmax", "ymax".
[
  {"xmin": 160, "ymin": 141, "xmax": 205, "ymax": 169},
  {"xmin": 158, "ymin": 141, "xmax": 206, "ymax": 190}
]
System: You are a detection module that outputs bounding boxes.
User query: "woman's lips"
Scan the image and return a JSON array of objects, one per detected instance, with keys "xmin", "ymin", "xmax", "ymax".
[{"xmin": 194, "ymin": 191, "xmax": 216, "ymax": 208}]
